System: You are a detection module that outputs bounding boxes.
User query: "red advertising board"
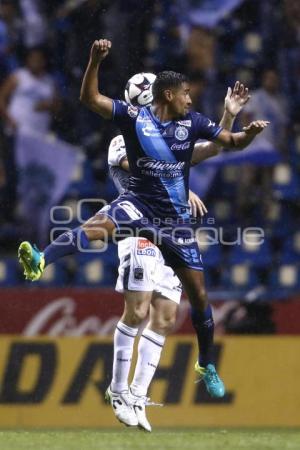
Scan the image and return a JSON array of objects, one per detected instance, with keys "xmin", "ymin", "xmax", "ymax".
[
  {"xmin": 0, "ymin": 288, "xmax": 299, "ymax": 335},
  {"xmin": 0, "ymin": 288, "xmax": 192, "ymax": 336}
]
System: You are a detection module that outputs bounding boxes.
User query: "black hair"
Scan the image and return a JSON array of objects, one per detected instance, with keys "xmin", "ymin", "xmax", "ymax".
[{"xmin": 152, "ymin": 71, "xmax": 188, "ymax": 102}]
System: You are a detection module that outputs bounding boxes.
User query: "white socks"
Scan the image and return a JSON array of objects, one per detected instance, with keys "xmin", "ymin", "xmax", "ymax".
[
  {"xmin": 111, "ymin": 321, "xmax": 138, "ymax": 393},
  {"xmin": 130, "ymin": 328, "xmax": 165, "ymax": 397}
]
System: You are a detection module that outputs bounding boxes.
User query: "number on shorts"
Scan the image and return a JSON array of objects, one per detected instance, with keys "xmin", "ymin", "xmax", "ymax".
[{"xmin": 118, "ymin": 201, "xmax": 143, "ymax": 220}]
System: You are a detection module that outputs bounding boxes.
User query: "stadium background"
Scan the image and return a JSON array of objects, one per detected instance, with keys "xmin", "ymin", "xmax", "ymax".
[{"xmin": 0, "ymin": 0, "xmax": 300, "ymax": 431}]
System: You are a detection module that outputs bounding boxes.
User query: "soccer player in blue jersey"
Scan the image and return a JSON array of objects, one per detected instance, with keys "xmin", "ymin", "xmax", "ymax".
[
  {"xmin": 107, "ymin": 74, "xmax": 248, "ymax": 430},
  {"xmin": 18, "ymin": 39, "xmax": 269, "ymax": 426}
]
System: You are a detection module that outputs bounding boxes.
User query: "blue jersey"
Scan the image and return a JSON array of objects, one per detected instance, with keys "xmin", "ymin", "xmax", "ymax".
[{"xmin": 112, "ymin": 101, "xmax": 222, "ymax": 221}]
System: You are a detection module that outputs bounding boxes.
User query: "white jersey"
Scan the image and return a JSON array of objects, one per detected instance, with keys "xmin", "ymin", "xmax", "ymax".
[
  {"xmin": 108, "ymin": 135, "xmax": 182, "ymax": 303},
  {"xmin": 8, "ymin": 68, "xmax": 55, "ymax": 133}
]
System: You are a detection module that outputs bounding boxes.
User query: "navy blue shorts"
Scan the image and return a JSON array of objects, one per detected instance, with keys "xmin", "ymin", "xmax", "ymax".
[{"xmin": 99, "ymin": 193, "xmax": 204, "ymax": 271}]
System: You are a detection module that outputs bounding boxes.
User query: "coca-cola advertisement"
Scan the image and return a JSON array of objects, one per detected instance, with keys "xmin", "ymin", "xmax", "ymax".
[
  {"xmin": 0, "ymin": 288, "xmax": 299, "ymax": 336},
  {"xmin": 0, "ymin": 288, "xmax": 192, "ymax": 336}
]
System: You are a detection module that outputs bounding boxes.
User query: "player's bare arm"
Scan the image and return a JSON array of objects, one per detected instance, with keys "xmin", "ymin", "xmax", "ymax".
[
  {"xmin": 191, "ymin": 81, "xmax": 251, "ymax": 165},
  {"xmin": 215, "ymin": 119, "xmax": 269, "ymax": 149},
  {"xmin": 80, "ymin": 39, "xmax": 113, "ymax": 119}
]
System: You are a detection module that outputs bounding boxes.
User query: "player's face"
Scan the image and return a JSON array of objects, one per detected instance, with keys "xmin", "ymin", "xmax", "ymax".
[{"xmin": 170, "ymin": 82, "xmax": 192, "ymax": 118}]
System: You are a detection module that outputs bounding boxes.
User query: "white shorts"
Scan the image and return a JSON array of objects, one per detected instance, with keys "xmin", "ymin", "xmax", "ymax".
[{"xmin": 115, "ymin": 237, "xmax": 182, "ymax": 304}]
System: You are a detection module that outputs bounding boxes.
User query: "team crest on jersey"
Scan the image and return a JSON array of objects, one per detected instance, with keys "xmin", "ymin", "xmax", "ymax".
[
  {"xmin": 175, "ymin": 126, "xmax": 189, "ymax": 141},
  {"xmin": 127, "ymin": 105, "xmax": 138, "ymax": 118},
  {"xmin": 134, "ymin": 267, "xmax": 144, "ymax": 280}
]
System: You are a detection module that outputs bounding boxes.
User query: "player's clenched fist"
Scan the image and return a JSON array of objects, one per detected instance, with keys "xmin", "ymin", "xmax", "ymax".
[
  {"xmin": 243, "ymin": 120, "xmax": 270, "ymax": 136},
  {"xmin": 90, "ymin": 39, "xmax": 112, "ymax": 63}
]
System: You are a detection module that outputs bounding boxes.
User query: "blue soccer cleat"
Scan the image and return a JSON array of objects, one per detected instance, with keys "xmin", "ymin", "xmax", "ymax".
[
  {"xmin": 18, "ymin": 241, "xmax": 45, "ymax": 281},
  {"xmin": 195, "ymin": 361, "xmax": 225, "ymax": 398}
]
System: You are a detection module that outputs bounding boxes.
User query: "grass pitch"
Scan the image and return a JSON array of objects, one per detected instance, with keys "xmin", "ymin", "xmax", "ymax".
[{"xmin": 0, "ymin": 429, "xmax": 299, "ymax": 450}]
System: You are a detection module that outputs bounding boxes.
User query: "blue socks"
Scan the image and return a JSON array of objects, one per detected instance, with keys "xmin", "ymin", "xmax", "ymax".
[
  {"xmin": 190, "ymin": 304, "xmax": 215, "ymax": 367},
  {"xmin": 44, "ymin": 227, "xmax": 90, "ymax": 266}
]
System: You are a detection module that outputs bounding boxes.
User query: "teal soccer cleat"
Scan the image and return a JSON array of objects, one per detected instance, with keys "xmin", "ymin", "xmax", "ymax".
[
  {"xmin": 18, "ymin": 241, "xmax": 45, "ymax": 281},
  {"xmin": 195, "ymin": 362, "xmax": 225, "ymax": 398}
]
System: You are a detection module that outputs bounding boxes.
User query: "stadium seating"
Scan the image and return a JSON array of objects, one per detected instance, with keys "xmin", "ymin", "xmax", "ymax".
[
  {"xmin": 269, "ymin": 264, "xmax": 300, "ymax": 293},
  {"xmin": 264, "ymin": 200, "xmax": 294, "ymax": 239},
  {"xmin": 197, "ymin": 229, "xmax": 222, "ymax": 267},
  {"xmin": 34, "ymin": 262, "xmax": 68, "ymax": 287},
  {"xmin": 272, "ymin": 163, "xmax": 300, "ymax": 200},
  {"xmin": 66, "ymin": 157, "xmax": 97, "ymax": 199},
  {"xmin": 224, "ymin": 263, "xmax": 259, "ymax": 291},
  {"xmin": 280, "ymin": 232, "xmax": 300, "ymax": 263},
  {"xmin": 75, "ymin": 244, "xmax": 118, "ymax": 287},
  {"xmin": 0, "ymin": 258, "xmax": 19, "ymax": 286},
  {"xmin": 289, "ymin": 134, "xmax": 300, "ymax": 165},
  {"xmin": 227, "ymin": 235, "xmax": 272, "ymax": 268},
  {"xmin": 210, "ymin": 200, "xmax": 235, "ymax": 226}
]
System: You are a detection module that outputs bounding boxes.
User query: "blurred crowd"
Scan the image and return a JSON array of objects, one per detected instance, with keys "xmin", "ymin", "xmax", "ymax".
[{"xmin": 0, "ymin": 0, "xmax": 299, "ymax": 296}]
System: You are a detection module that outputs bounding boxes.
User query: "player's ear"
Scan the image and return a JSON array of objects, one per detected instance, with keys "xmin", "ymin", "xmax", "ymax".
[{"xmin": 164, "ymin": 89, "xmax": 173, "ymax": 102}]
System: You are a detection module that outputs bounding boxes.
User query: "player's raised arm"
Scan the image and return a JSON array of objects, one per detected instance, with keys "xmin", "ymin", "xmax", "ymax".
[
  {"xmin": 80, "ymin": 39, "xmax": 113, "ymax": 119},
  {"xmin": 191, "ymin": 81, "xmax": 250, "ymax": 165}
]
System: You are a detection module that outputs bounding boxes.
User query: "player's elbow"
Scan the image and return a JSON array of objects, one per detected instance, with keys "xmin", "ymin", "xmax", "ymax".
[
  {"xmin": 79, "ymin": 91, "xmax": 92, "ymax": 107},
  {"xmin": 79, "ymin": 91, "xmax": 88, "ymax": 105},
  {"xmin": 79, "ymin": 93, "xmax": 98, "ymax": 114}
]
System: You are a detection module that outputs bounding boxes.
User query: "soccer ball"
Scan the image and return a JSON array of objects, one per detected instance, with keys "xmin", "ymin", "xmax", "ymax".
[{"xmin": 124, "ymin": 72, "xmax": 156, "ymax": 107}]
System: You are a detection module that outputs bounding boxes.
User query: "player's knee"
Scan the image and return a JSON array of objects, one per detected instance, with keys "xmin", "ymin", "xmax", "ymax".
[
  {"xmin": 151, "ymin": 313, "xmax": 176, "ymax": 336},
  {"xmin": 161, "ymin": 315, "xmax": 176, "ymax": 335},
  {"xmin": 190, "ymin": 287, "xmax": 208, "ymax": 312},
  {"xmin": 82, "ymin": 213, "xmax": 114, "ymax": 241},
  {"xmin": 133, "ymin": 306, "xmax": 148, "ymax": 323},
  {"xmin": 123, "ymin": 304, "xmax": 148, "ymax": 326}
]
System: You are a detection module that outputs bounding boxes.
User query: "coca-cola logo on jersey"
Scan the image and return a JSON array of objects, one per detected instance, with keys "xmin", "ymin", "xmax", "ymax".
[{"xmin": 171, "ymin": 142, "xmax": 191, "ymax": 151}]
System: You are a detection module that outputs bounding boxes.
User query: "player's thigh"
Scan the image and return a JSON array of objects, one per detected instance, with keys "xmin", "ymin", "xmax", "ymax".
[
  {"xmin": 123, "ymin": 289, "xmax": 153, "ymax": 319},
  {"xmin": 175, "ymin": 267, "xmax": 207, "ymax": 309},
  {"xmin": 152, "ymin": 251, "xmax": 182, "ymax": 305},
  {"xmin": 82, "ymin": 213, "xmax": 115, "ymax": 241}
]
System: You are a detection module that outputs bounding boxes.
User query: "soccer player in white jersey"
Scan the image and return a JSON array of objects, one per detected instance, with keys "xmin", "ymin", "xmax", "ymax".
[
  {"xmin": 106, "ymin": 77, "xmax": 250, "ymax": 431},
  {"xmin": 18, "ymin": 39, "xmax": 269, "ymax": 430}
]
